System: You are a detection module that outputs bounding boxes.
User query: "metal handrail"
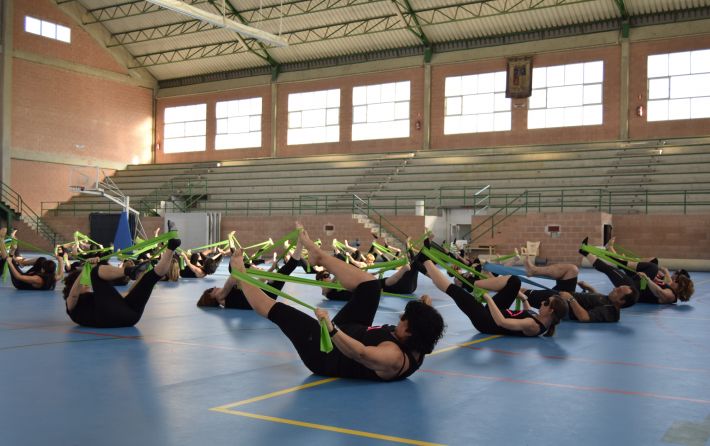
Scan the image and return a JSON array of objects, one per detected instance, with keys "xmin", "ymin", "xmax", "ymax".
[
  {"xmin": 40, "ymin": 188, "xmax": 710, "ymax": 218},
  {"xmin": 1, "ymin": 182, "xmax": 60, "ymax": 246},
  {"xmin": 137, "ymin": 177, "xmax": 208, "ymax": 214},
  {"xmin": 463, "ymin": 190, "xmax": 529, "ymax": 244},
  {"xmin": 351, "ymin": 194, "xmax": 410, "ymax": 244}
]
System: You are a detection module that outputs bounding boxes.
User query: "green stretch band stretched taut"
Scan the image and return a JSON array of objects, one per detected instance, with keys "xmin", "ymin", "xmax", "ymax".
[
  {"xmin": 101, "ymin": 231, "xmax": 178, "ymax": 261},
  {"xmin": 421, "ymin": 247, "xmax": 486, "ymax": 302},
  {"xmin": 230, "ymin": 268, "xmax": 333, "ymax": 353},
  {"xmin": 10, "ymin": 238, "xmax": 55, "ymax": 257},
  {"xmin": 582, "ymin": 244, "xmax": 647, "ymax": 290},
  {"xmin": 74, "ymin": 231, "xmax": 102, "ymax": 247},
  {"xmin": 246, "ymin": 268, "xmax": 416, "ymax": 300}
]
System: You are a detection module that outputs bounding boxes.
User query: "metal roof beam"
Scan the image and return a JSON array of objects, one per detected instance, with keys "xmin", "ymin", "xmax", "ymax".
[
  {"xmin": 52, "ymin": 0, "xmax": 156, "ymax": 86},
  {"xmin": 84, "ymin": 0, "xmax": 209, "ymax": 24},
  {"xmin": 129, "ymin": 0, "xmax": 603, "ymax": 68},
  {"xmin": 614, "ymin": 0, "xmax": 629, "ymax": 20},
  {"xmin": 86, "ymin": 0, "xmax": 372, "ymax": 24},
  {"xmin": 207, "ymin": 0, "xmax": 280, "ymax": 73},
  {"xmin": 389, "ymin": 0, "xmax": 432, "ymax": 61}
]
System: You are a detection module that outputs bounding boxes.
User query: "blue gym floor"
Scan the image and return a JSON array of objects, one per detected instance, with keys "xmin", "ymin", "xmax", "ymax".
[{"xmin": 1, "ymin": 260, "xmax": 710, "ymax": 446}]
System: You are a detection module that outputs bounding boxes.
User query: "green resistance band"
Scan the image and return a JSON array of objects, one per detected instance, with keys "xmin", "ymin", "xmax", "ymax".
[
  {"xmin": 582, "ymin": 244, "xmax": 647, "ymax": 290},
  {"xmin": 74, "ymin": 231, "xmax": 102, "ymax": 248},
  {"xmin": 231, "ymin": 268, "xmax": 333, "ymax": 353},
  {"xmin": 246, "ymin": 268, "xmax": 417, "ymax": 300},
  {"xmin": 421, "ymin": 247, "xmax": 486, "ymax": 303},
  {"xmin": 81, "ymin": 231, "xmax": 178, "ymax": 286},
  {"xmin": 493, "ymin": 253, "xmax": 517, "ymax": 263}
]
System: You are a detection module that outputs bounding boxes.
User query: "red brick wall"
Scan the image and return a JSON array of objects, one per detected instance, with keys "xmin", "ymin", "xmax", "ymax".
[
  {"xmin": 471, "ymin": 211, "xmax": 710, "ymax": 264},
  {"xmin": 42, "ymin": 216, "xmax": 89, "ymax": 244},
  {"xmin": 38, "ymin": 213, "xmax": 709, "ymax": 262},
  {"xmin": 276, "ymin": 69, "xmax": 424, "ymax": 157},
  {"xmin": 12, "ymin": 60, "xmax": 153, "ymax": 164},
  {"xmin": 14, "ymin": 0, "xmax": 127, "ymax": 74},
  {"xmin": 155, "ymin": 68, "xmax": 425, "ymax": 164},
  {"xmin": 471, "ymin": 211, "xmax": 612, "ymax": 265},
  {"xmin": 12, "ymin": 218, "xmax": 55, "ymax": 252},
  {"xmin": 10, "ymin": 160, "xmax": 114, "ymax": 214},
  {"xmin": 628, "ymin": 35, "xmax": 710, "ymax": 139},
  {"xmin": 431, "ymin": 46, "xmax": 621, "ymax": 150},
  {"xmin": 613, "ymin": 214, "xmax": 710, "ymax": 259},
  {"xmin": 10, "ymin": 0, "xmax": 153, "ymax": 214},
  {"xmin": 155, "ymin": 85, "xmax": 272, "ymax": 164}
]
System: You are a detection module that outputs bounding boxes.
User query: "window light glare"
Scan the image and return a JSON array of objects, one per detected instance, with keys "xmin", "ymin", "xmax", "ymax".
[{"xmin": 24, "ymin": 16, "xmax": 71, "ymax": 43}]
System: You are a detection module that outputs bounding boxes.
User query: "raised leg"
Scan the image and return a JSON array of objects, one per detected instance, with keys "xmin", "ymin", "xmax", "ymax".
[{"xmin": 299, "ymin": 225, "xmax": 374, "ymax": 291}]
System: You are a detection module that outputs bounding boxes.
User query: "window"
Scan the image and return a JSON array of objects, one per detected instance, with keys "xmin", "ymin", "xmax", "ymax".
[
  {"xmin": 25, "ymin": 16, "xmax": 71, "ymax": 43},
  {"xmin": 287, "ymin": 89, "xmax": 340, "ymax": 145},
  {"xmin": 444, "ymin": 71, "xmax": 511, "ymax": 134},
  {"xmin": 528, "ymin": 61, "xmax": 604, "ymax": 129},
  {"xmin": 352, "ymin": 81, "xmax": 410, "ymax": 141},
  {"xmin": 215, "ymin": 97, "xmax": 262, "ymax": 150},
  {"xmin": 647, "ymin": 49, "xmax": 710, "ymax": 121},
  {"xmin": 163, "ymin": 104, "xmax": 207, "ymax": 153}
]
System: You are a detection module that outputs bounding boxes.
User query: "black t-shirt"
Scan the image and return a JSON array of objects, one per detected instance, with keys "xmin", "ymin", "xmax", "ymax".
[{"xmin": 571, "ymin": 292, "xmax": 620, "ymax": 323}]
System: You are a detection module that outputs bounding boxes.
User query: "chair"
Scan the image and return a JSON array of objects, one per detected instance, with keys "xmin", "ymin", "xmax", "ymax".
[{"xmin": 522, "ymin": 241, "xmax": 540, "ymax": 265}]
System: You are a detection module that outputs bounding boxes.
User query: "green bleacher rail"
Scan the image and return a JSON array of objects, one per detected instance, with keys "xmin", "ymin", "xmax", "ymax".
[
  {"xmin": 1, "ymin": 182, "xmax": 59, "ymax": 246},
  {"xmin": 40, "ymin": 188, "xmax": 710, "ymax": 218},
  {"xmin": 137, "ymin": 177, "xmax": 208, "ymax": 215},
  {"xmin": 463, "ymin": 188, "xmax": 710, "ymax": 245}
]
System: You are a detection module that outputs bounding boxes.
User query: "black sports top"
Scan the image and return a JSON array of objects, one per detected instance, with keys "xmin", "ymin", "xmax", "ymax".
[
  {"xmin": 502, "ymin": 310, "xmax": 548, "ymax": 337},
  {"xmin": 338, "ymin": 324, "xmax": 422, "ymax": 381}
]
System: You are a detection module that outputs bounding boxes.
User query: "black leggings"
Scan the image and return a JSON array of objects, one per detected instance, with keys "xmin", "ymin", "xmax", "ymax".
[
  {"xmin": 380, "ymin": 264, "xmax": 419, "ymax": 294},
  {"xmin": 446, "ymin": 276, "xmax": 522, "ymax": 335},
  {"xmin": 525, "ymin": 276, "xmax": 576, "ymax": 308},
  {"xmin": 89, "ymin": 266, "xmax": 161, "ymax": 327},
  {"xmin": 592, "ymin": 259, "xmax": 638, "ymax": 306},
  {"xmin": 267, "ymin": 280, "xmax": 382, "ymax": 375},
  {"xmin": 224, "ymin": 257, "xmax": 300, "ymax": 309}
]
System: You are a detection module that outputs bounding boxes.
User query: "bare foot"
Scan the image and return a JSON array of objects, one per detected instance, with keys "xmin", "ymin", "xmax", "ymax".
[
  {"xmin": 524, "ymin": 256, "xmax": 535, "ymax": 277},
  {"xmin": 297, "ymin": 224, "xmax": 322, "ymax": 265},
  {"xmin": 421, "ymin": 294, "xmax": 433, "ymax": 306},
  {"xmin": 230, "ymin": 249, "xmax": 247, "ymax": 273}
]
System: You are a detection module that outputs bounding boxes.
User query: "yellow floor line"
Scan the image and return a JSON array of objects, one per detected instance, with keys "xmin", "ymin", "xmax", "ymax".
[
  {"xmin": 429, "ymin": 335, "xmax": 502, "ymax": 356},
  {"xmin": 210, "ymin": 408, "xmax": 445, "ymax": 446},
  {"xmin": 209, "ymin": 335, "xmax": 502, "ymax": 444},
  {"xmin": 211, "ymin": 377, "xmax": 339, "ymax": 411}
]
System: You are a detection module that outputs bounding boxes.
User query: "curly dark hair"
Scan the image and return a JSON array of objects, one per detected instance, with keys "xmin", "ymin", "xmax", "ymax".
[
  {"xmin": 400, "ymin": 300, "xmax": 446, "ymax": 354},
  {"xmin": 675, "ymin": 275, "xmax": 694, "ymax": 302}
]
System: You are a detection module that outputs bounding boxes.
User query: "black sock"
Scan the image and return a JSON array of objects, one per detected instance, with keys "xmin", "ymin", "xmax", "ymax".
[{"xmin": 579, "ymin": 237, "xmax": 589, "ymax": 256}]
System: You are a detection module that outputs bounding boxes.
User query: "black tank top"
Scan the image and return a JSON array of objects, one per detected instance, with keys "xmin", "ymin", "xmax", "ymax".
[
  {"xmin": 338, "ymin": 324, "xmax": 422, "ymax": 381},
  {"xmin": 504, "ymin": 310, "xmax": 548, "ymax": 337}
]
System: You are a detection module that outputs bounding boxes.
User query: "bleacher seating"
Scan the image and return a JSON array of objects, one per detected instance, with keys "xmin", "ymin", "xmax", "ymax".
[{"xmin": 46, "ymin": 137, "xmax": 710, "ymax": 217}]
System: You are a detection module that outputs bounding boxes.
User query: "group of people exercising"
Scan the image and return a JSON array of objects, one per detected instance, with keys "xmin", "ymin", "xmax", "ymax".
[{"xmin": 0, "ymin": 224, "xmax": 695, "ymax": 382}]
